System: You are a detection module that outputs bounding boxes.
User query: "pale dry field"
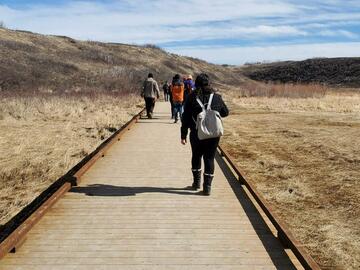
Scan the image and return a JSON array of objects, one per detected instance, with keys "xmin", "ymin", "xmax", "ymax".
[
  {"xmin": 0, "ymin": 92, "xmax": 141, "ymax": 226},
  {"xmin": 221, "ymin": 89, "xmax": 360, "ymax": 270}
]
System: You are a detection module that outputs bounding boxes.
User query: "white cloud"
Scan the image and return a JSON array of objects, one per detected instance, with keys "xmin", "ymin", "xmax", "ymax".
[
  {"xmin": 319, "ymin": 30, "xmax": 358, "ymax": 39},
  {"xmin": 0, "ymin": 0, "xmax": 298, "ymax": 28},
  {"xmin": 168, "ymin": 42, "xmax": 360, "ymax": 64},
  {"xmin": 0, "ymin": 0, "xmax": 299, "ymax": 43},
  {"xmin": 0, "ymin": 1, "xmax": 359, "ymax": 64}
]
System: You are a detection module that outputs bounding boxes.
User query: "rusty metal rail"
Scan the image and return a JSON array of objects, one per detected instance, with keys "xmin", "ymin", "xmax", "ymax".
[
  {"xmin": 0, "ymin": 109, "xmax": 145, "ymax": 259},
  {"xmin": 218, "ymin": 145, "xmax": 321, "ymax": 270}
]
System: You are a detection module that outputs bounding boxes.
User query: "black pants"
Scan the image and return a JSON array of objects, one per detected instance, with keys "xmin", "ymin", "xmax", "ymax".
[
  {"xmin": 190, "ymin": 131, "xmax": 220, "ymax": 175},
  {"xmin": 144, "ymin": 97, "xmax": 155, "ymax": 116},
  {"xmin": 169, "ymin": 100, "xmax": 174, "ymax": 118}
]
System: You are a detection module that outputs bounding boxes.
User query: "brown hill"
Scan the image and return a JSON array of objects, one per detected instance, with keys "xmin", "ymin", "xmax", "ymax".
[
  {"xmin": 239, "ymin": 57, "xmax": 360, "ymax": 87},
  {"xmin": 0, "ymin": 28, "xmax": 244, "ymax": 93}
]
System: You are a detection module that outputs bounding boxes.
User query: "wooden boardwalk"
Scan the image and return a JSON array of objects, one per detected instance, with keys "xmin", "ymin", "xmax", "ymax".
[{"xmin": 0, "ymin": 102, "xmax": 300, "ymax": 270}]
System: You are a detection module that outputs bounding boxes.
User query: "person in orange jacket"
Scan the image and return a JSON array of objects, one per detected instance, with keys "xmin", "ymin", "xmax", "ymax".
[{"xmin": 170, "ymin": 74, "xmax": 184, "ymax": 123}]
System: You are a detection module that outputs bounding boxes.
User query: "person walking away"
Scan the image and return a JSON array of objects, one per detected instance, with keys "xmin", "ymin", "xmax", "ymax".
[
  {"xmin": 171, "ymin": 74, "xmax": 184, "ymax": 123},
  {"xmin": 141, "ymin": 73, "xmax": 160, "ymax": 119},
  {"xmin": 168, "ymin": 82, "xmax": 175, "ymax": 119},
  {"xmin": 162, "ymin": 81, "xmax": 170, "ymax": 101},
  {"xmin": 181, "ymin": 73, "xmax": 229, "ymax": 195},
  {"xmin": 183, "ymin": 74, "xmax": 195, "ymax": 102}
]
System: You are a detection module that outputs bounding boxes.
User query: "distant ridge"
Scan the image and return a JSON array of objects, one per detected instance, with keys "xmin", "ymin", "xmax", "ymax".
[
  {"xmin": 0, "ymin": 28, "xmax": 244, "ymax": 93},
  {"xmin": 240, "ymin": 57, "xmax": 360, "ymax": 87},
  {"xmin": 1, "ymin": 27, "xmax": 359, "ymax": 91}
]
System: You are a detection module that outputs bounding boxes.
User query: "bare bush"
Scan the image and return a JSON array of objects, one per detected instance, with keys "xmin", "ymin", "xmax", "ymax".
[
  {"xmin": 0, "ymin": 39, "xmax": 38, "ymax": 52},
  {"xmin": 142, "ymin": 43, "xmax": 162, "ymax": 50}
]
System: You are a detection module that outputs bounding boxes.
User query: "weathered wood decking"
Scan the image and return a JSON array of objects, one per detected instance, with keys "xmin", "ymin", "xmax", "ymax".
[{"xmin": 0, "ymin": 102, "xmax": 301, "ymax": 270}]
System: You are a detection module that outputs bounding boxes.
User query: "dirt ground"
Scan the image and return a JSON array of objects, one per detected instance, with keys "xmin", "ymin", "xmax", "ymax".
[
  {"xmin": 0, "ymin": 93, "xmax": 141, "ymax": 226},
  {"xmin": 221, "ymin": 91, "xmax": 360, "ymax": 270}
]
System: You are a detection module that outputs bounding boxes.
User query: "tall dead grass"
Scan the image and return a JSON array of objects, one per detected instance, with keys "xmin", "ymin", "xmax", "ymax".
[
  {"xmin": 0, "ymin": 91, "xmax": 142, "ymax": 225},
  {"xmin": 225, "ymin": 85, "xmax": 360, "ymax": 114},
  {"xmin": 237, "ymin": 82, "xmax": 327, "ymax": 98},
  {"xmin": 222, "ymin": 87, "xmax": 360, "ymax": 269}
]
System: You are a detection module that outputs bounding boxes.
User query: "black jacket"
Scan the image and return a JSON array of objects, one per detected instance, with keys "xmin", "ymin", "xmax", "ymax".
[{"xmin": 181, "ymin": 88, "xmax": 229, "ymax": 139}]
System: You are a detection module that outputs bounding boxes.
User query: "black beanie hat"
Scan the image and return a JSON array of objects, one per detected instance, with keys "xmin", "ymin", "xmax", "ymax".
[
  {"xmin": 195, "ymin": 73, "xmax": 209, "ymax": 89},
  {"xmin": 148, "ymin": 73, "xmax": 153, "ymax": 78}
]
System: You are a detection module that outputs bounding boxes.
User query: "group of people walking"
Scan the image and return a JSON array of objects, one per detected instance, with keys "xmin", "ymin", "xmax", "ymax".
[
  {"xmin": 161, "ymin": 74, "xmax": 195, "ymax": 123},
  {"xmin": 141, "ymin": 72, "xmax": 229, "ymax": 196}
]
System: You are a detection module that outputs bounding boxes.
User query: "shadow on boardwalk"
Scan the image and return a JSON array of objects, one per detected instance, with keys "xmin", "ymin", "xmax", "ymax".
[
  {"xmin": 70, "ymin": 184, "xmax": 199, "ymax": 196},
  {"xmin": 215, "ymin": 152, "xmax": 297, "ymax": 270}
]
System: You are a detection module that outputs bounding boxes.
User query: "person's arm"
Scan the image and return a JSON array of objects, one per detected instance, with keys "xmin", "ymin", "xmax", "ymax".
[
  {"xmin": 218, "ymin": 95, "xmax": 229, "ymax": 117},
  {"xmin": 141, "ymin": 81, "xmax": 145, "ymax": 97},
  {"xmin": 155, "ymin": 81, "xmax": 160, "ymax": 99},
  {"xmin": 181, "ymin": 94, "xmax": 192, "ymax": 141}
]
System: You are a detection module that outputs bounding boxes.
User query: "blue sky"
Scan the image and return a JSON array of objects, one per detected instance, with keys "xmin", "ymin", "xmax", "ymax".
[{"xmin": 1, "ymin": 0, "xmax": 360, "ymax": 64}]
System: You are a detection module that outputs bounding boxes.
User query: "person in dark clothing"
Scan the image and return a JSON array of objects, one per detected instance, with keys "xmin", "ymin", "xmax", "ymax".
[
  {"xmin": 183, "ymin": 74, "xmax": 195, "ymax": 102},
  {"xmin": 169, "ymin": 84, "xmax": 175, "ymax": 119},
  {"xmin": 162, "ymin": 82, "xmax": 170, "ymax": 101},
  {"xmin": 181, "ymin": 73, "xmax": 229, "ymax": 195}
]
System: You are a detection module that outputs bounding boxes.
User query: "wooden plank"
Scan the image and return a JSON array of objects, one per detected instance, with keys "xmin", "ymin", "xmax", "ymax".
[
  {"xmin": 0, "ymin": 265, "xmax": 285, "ymax": 270},
  {"xmin": 1, "ymin": 256, "xmax": 296, "ymax": 266},
  {"xmin": 10, "ymin": 242, "xmax": 284, "ymax": 252},
  {"xmin": 15, "ymin": 235, "xmax": 282, "ymax": 247}
]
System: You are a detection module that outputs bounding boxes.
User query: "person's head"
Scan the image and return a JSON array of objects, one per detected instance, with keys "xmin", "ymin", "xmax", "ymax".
[
  {"xmin": 174, "ymin": 74, "xmax": 180, "ymax": 80},
  {"xmin": 148, "ymin": 73, "xmax": 153, "ymax": 78},
  {"xmin": 187, "ymin": 75, "xmax": 193, "ymax": 80},
  {"xmin": 195, "ymin": 73, "xmax": 210, "ymax": 89}
]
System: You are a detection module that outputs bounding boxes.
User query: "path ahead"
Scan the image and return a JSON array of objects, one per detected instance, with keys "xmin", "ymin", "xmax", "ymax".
[{"xmin": 0, "ymin": 102, "xmax": 300, "ymax": 270}]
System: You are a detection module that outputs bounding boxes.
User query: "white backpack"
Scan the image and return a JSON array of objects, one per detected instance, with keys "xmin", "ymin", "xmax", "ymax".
[{"xmin": 196, "ymin": 93, "xmax": 224, "ymax": 140}]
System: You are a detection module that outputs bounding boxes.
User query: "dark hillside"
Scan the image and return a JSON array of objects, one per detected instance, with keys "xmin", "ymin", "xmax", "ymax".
[
  {"xmin": 240, "ymin": 58, "xmax": 360, "ymax": 87},
  {"xmin": 0, "ymin": 28, "xmax": 244, "ymax": 93}
]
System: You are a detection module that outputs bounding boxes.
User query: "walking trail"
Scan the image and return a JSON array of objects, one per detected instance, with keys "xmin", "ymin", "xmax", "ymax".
[{"xmin": 0, "ymin": 102, "xmax": 301, "ymax": 270}]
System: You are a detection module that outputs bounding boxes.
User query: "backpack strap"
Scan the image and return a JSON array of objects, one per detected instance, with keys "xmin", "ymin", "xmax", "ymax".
[
  {"xmin": 196, "ymin": 97, "xmax": 205, "ymax": 110},
  {"xmin": 207, "ymin": 93, "xmax": 214, "ymax": 110}
]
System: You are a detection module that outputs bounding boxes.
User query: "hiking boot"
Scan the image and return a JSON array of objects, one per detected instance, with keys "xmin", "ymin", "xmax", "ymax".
[
  {"xmin": 148, "ymin": 113, "xmax": 153, "ymax": 119},
  {"xmin": 191, "ymin": 169, "xmax": 201, "ymax": 190},
  {"xmin": 203, "ymin": 173, "xmax": 214, "ymax": 196},
  {"xmin": 174, "ymin": 118, "xmax": 178, "ymax": 123}
]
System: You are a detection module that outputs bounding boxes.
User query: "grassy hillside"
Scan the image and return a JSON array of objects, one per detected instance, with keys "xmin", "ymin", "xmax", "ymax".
[
  {"xmin": 239, "ymin": 58, "xmax": 360, "ymax": 87},
  {"xmin": 0, "ymin": 28, "xmax": 244, "ymax": 93}
]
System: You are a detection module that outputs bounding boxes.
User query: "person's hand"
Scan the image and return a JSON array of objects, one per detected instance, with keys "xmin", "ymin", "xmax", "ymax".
[{"xmin": 181, "ymin": 139, "xmax": 187, "ymax": 145}]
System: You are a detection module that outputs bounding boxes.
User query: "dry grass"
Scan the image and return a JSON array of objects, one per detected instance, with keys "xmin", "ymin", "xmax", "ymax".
[
  {"xmin": 225, "ymin": 87, "xmax": 360, "ymax": 113},
  {"xmin": 235, "ymin": 81, "xmax": 327, "ymax": 98},
  {"xmin": 0, "ymin": 92, "xmax": 142, "ymax": 225},
  {"xmin": 221, "ymin": 88, "xmax": 360, "ymax": 269}
]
